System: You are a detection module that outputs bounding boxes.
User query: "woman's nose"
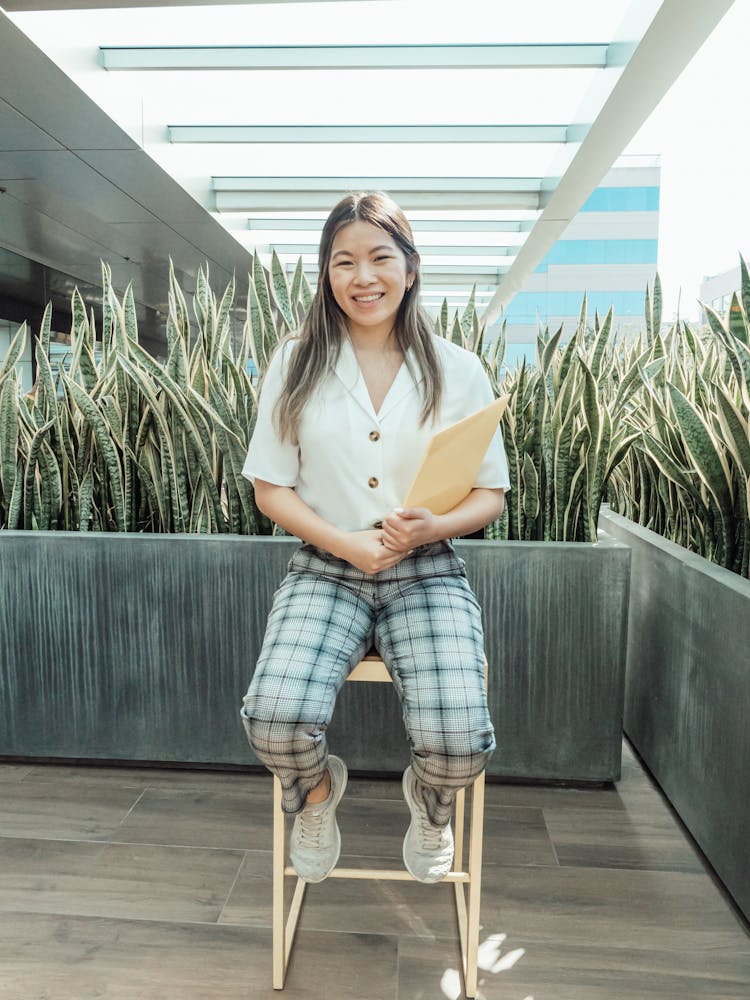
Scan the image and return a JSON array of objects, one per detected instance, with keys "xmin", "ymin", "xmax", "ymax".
[{"xmin": 353, "ymin": 261, "xmax": 376, "ymax": 283}]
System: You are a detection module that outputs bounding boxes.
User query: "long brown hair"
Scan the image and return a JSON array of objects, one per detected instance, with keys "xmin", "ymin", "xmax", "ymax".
[{"xmin": 272, "ymin": 191, "xmax": 443, "ymax": 442}]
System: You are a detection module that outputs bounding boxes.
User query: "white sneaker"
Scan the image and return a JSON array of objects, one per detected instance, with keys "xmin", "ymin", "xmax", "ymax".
[
  {"xmin": 289, "ymin": 756, "xmax": 348, "ymax": 883},
  {"xmin": 402, "ymin": 766, "xmax": 454, "ymax": 883}
]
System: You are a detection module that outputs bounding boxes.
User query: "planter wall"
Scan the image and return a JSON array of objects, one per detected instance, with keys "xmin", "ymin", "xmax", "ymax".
[
  {"xmin": 0, "ymin": 531, "xmax": 630, "ymax": 782},
  {"xmin": 599, "ymin": 507, "xmax": 750, "ymax": 922}
]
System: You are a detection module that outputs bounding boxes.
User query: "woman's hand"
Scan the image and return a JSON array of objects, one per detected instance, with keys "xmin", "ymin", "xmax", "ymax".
[
  {"xmin": 338, "ymin": 529, "xmax": 411, "ymax": 575},
  {"xmin": 381, "ymin": 507, "xmax": 439, "ymax": 552}
]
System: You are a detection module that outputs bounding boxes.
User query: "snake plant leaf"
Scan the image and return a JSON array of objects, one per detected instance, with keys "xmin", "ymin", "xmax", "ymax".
[
  {"xmin": 652, "ymin": 272, "xmax": 662, "ymax": 337},
  {"xmin": 473, "ymin": 313, "xmax": 485, "ymax": 357},
  {"xmin": 38, "ymin": 438, "xmax": 62, "ymax": 529},
  {"xmin": 727, "ymin": 291, "xmax": 747, "ymax": 347},
  {"xmin": 299, "ymin": 270, "xmax": 314, "ymax": 312},
  {"xmin": 0, "ymin": 377, "xmax": 19, "ymax": 508},
  {"xmin": 576, "ymin": 293, "xmax": 587, "ymax": 340},
  {"xmin": 581, "ymin": 362, "xmax": 600, "ymax": 454},
  {"xmin": 193, "ymin": 263, "xmax": 211, "ymax": 331},
  {"xmin": 270, "ymin": 250, "xmax": 296, "ymax": 332},
  {"xmin": 450, "ymin": 313, "xmax": 463, "ymax": 348},
  {"xmin": 552, "ymin": 405, "xmax": 578, "ymax": 538},
  {"xmin": 100, "ymin": 262, "xmax": 113, "ymax": 363},
  {"xmin": 253, "ymin": 252, "xmax": 277, "ymax": 364},
  {"xmin": 556, "ymin": 334, "xmax": 578, "ymax": 388},
  {"xmin": 38, "ymin": 302, "xmax": 52, "ymax": 360},
  {"xmin": 22, "ymin": 417, "xmax": 55, "ymax": 528},
  {"xmin": 460, "ymin": 286, "xmax": 476, "ymax": 343},
  {"xmin": 603, "ymin": 430, "xmax": 641, "ymax": 483},
  {"xmin": 0, "ymin": 323, "xmax": 27, "ymax": 384},
  {"xmin": 540, "ymin": 325, "xmax": 564, "ymax": 379},
  {"xmin": 714, "ymin": 386, "xmax": 750, "ymax": 477},
  {"xmin": 521, "ymin": 453, "xmax": 539, "ymax": 538},
  {"xmin": 215, "ymin": 272, "xmax": 236, "ymax": 358},
  {"xmin": 290, "ymin": 257, "xmax": 305, "ymax": 308},
  {"xmin": 590, "ymin": 306, "xmax": 614, "ymax": 379},
  {"xmin": 438, "ymin": 298, "xmax": 448, "ymax": 338},
  {"xmin": 667, "ymin": 382, "xmax": 733, "ymax": 552},
  {"xmin": 740, "ymin": 254, "xmax": 750, "ymax": 327},
  {"xmin": 63, "ymin": 374, "xmax": 125, "ymax": 530},
  {"xmin": 246, "ymin": 279, "xmax": 267, "ymax": 376},
  {"xmin": 168, "ymin": 258, "xmax": 191, "ymax": 342},
  {"xmin": 76, "ymin": 466, "xmax": 95, "ymax": 531},
  {"xmin": 706, "ymin": 304, "xmax": 750, "ymax": 392}
]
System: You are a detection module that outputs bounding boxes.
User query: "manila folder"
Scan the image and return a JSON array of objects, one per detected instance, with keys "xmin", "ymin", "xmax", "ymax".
[{"xmin": 403, "ymin": 394, "xmax": 510, "ymax": 514}]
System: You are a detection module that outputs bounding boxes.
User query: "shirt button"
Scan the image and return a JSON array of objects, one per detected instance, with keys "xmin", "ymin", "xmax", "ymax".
[
  {"xmin": 369, "ymin": 430, "xmax": 380, "ymax": 442},
  {"xmin": 368, "ymin": 476, "xmax": 379, "ymax": 489}
]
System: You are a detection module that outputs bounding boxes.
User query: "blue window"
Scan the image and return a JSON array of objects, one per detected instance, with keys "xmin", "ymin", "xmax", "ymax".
[
  {"xmin": 534, "ymin": 239, "xmax": 658, "ymax": 272},
  {"xmin": 504, "ymin": 290, "xmax": 646, "ymax": 325},
  {"xmin": 579, "ymin": 186, "xmax": 660, "ymax": 212},
  {"xmin": 502, "ymin": 343, "xmax": 536, "ymax": 369}
]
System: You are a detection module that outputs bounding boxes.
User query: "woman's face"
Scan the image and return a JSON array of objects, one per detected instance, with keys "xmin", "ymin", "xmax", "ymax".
[{"xmin": 327, "ymin": 220, "xmax": 413, "ymax": 341}]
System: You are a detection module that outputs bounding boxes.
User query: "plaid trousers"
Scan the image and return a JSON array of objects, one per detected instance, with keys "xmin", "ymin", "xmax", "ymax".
[{"xmin": 240, "ymin": 541, "xmax": 495, "ymax": 826}]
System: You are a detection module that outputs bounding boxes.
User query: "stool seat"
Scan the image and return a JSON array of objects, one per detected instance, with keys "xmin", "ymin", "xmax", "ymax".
[{"xmin": 272, "ymin": 653, "xmax": 487, "ymax": 998}]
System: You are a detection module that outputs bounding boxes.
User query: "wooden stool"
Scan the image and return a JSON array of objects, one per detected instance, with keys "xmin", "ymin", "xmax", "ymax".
[{"xmin": 272, "ymin": 653, "xmax": 488, "ymax": 998}]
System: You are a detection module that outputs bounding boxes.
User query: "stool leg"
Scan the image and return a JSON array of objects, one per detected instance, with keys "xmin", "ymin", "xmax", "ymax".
[
  {"xmin": 464, "ymin": 770, "xmax": 486, "ymax": 998},
  {"xmin": 453, "ymin": 786, "xmax": 466, "ymax": 873},
  {"xmin": 272, "ymin": 776, "xmax": 286, "ymax": 989}
]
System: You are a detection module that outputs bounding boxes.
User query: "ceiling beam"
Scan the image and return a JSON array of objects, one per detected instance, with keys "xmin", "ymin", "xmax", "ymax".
[
  {"xmin": 300, "ymin": 264, "xmax": 509, "ymax": 283},
  {"xmin": 483, "ymin": 0, "xmax": 737, "ymax": 324},
  {"xmin": 169, "ymin": 124, "xmax": 569, "ymax": 144},
  {"xmin": 265, "ymin": 243, "xmax": 516, "ymax": 257},
  {"xmin": 246, "ymin": 217, "xmax": 535, "ymax": 233},
  {"xmin": 214, "ymin": 176, "xmax": 543, "ymax": 213},
  {"xmin": 5, "ymin": 1, "xmax": 346, "ymax": 8},
  {"xmin": 100, "ymin": 43, "xmax": 611, "ymax": 72}
]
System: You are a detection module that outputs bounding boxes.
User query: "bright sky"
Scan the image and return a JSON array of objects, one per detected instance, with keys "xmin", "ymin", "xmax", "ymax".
[{"xmin": 625, "ymin": 0, "xmax": 750, "ymax": 320}]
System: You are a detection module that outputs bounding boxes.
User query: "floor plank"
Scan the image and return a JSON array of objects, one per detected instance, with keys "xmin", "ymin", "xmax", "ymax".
[
  {"xmin": 0, "ymin": 912, "xmax": 398, "ymax": 1000},
  {"xmin": 0, "ymin": 837, "xmax": 244, "ymax": 923}
]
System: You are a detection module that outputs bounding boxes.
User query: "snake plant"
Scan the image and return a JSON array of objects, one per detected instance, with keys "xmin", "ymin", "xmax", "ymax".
[{"xmin": 1, "ymin": 256, "xmax": 748, "ymax": 579}]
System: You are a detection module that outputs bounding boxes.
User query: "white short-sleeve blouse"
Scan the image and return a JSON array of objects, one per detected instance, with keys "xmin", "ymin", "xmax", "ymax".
[{"xmin": 242, "ymin": 334, "xmax": 511, "ymax": 533}]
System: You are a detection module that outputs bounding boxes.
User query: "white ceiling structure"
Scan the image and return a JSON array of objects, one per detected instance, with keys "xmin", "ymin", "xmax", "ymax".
[{"xmin": 4, "ymin": 0, "xmax": 736, "ymax": 324}]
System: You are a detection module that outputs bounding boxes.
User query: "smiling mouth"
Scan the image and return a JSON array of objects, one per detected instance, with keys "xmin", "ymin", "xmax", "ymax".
[{"xmin": 353, "ymin": 293, "xmax": 385, "ymax": 303}]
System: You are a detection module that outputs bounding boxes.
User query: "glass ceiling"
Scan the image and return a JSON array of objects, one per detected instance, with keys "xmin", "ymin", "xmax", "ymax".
[{"xmin": 7, "ymin": 0, "xmax": 677, "ymax": 315}]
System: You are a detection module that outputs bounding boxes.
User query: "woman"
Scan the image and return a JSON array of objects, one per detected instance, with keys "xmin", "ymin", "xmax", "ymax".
[{"xmin": 240, "ymin": 191, "xmax": 510, "ymax": 885}]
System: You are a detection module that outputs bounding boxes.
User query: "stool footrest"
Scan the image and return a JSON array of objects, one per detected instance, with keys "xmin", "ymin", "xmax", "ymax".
[{"xmin": 283, "ymin": 865, "xmax": 469, "ymax": 883}]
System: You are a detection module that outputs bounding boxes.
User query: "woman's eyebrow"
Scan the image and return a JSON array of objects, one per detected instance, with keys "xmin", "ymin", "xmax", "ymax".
[{"xmin": 331, "ymin": 244, "xmax": 395, "ymax": 260}]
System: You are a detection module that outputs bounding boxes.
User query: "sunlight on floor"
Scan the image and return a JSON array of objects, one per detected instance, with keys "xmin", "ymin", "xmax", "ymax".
[{"xmin": 439, "ymin": 928, "xmax": 529, "ymax": 999}]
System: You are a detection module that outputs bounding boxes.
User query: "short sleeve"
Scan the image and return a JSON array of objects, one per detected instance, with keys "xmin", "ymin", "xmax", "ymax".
[
  {"xmin": 241, "ymin": 343, "xmax": 300, "ymax": 486},
  {"xmin": 467, "ymin": 356, "xmax": 512, "ymax": 492}
]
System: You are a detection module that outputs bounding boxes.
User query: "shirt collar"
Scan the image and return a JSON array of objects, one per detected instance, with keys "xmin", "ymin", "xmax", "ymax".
[{"xmin": 334, "ymin": 336, "xmax": 422, "ymax": 421}]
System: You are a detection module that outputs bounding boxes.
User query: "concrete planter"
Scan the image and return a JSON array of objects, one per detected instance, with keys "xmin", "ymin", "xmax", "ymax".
[
  {"xmin": 0, "ymin": 531, "xmax": 629, "ymax": 782},
  {"xmin": 599, "ymin": 507, "xmax": 750, "ymax": 922}
]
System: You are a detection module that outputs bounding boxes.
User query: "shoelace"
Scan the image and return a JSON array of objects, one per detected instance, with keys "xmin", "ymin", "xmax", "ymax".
[
  {"xmin": 297, "ymin": 806, "xmax": 326, "ymax": 848},
  {"xmin": 416, "ymin": 797, "xmax": 449, "ymax": 850}
]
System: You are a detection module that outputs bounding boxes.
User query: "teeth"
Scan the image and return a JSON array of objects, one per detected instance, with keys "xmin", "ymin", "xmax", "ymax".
[{"xmin": 354, "ymin": 293, "xmax": 383, "ymax": 302}]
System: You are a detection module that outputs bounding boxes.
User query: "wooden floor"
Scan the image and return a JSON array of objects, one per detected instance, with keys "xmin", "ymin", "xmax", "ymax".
[{"xmin": 1, "ymin": 740, "xmax": 748, "ymax": 1000}]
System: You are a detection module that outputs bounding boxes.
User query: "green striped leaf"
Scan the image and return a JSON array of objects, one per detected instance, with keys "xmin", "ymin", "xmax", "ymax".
[
  {"xmin": 270, "ymin": 251, "xmax": 295, "ymax": 331},
  {"xmin": 0, "ymin": 324, "xmax": 27, "ymax": 383},
  {"xmin": 0, "ymin": 378, "xmax": 20, "ymax": 511},
  {"xmin": 63, "ymin": 374, "xmax": 125, "ymax": 530}
]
